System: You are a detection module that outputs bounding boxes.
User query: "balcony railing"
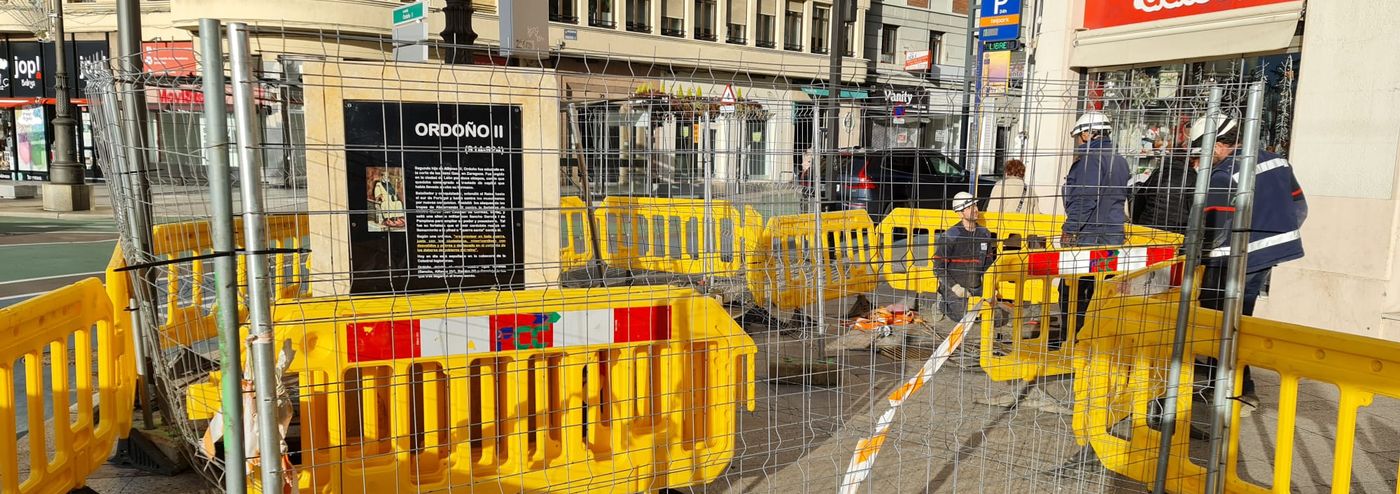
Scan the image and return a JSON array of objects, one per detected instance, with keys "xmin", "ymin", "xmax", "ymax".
[
  {"xmin": 727, "ymin": 24, "xmax": 746, "ymax": 44},
  {"xmin": 627, "ymin": 21, "xmax": 652, "ymax": 33},
  {"xmin": 589, "ymin": 13, "xmax": 616, "ymax": 28}
]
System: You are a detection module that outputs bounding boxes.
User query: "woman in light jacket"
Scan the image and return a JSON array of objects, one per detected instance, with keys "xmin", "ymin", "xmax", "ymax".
[{"xmin": 986, "ymin": 159, "xmax": 1038, "ymax": 214}]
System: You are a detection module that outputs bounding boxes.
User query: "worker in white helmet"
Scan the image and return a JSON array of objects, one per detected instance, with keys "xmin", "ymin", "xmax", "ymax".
[
  {"xmin": 1189, "ymin": 114, "xmax": 1308, "ymax": 417},
  {"xmin": 1054, "ymin": 111, "xmax": 1132, "ymax": 349},
  {"xmin": 934, "ymin": 192, "xmax": 998, "ymax": 323}
]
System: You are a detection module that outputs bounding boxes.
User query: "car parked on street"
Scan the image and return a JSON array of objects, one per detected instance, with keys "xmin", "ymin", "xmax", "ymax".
[{"xmin": 800, "ymin": 148, "xmax": 998, "ymax": 221}]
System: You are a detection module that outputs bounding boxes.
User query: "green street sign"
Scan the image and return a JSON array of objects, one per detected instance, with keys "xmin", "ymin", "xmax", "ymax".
[
  {"xmin": 983, "ymin": 39, "xmax": 1022, "ymax": 52},
  {"xmin": 393, "ymin": 1, "xmax": 426, "ymax": 25}
]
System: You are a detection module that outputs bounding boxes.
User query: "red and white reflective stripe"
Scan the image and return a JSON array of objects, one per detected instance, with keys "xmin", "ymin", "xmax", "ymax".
[
  {"xmin": 345, "ymin": 306, "xmax": 672, "ymax": 362},
  {"xmin": 1027, "ymin": 246, "xmax": 1175, "ymax": 276}
]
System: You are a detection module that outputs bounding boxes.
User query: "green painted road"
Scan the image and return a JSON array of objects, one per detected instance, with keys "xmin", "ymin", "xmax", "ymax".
[{"xmin": 0, "ymin": 216, "xmax": 119, "ymax": 307}]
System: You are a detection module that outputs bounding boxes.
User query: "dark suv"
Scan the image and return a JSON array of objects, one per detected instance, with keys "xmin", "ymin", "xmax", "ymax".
[{"xmin": 801, "ymin": 149, "xmax": 997, "ymax": 221}]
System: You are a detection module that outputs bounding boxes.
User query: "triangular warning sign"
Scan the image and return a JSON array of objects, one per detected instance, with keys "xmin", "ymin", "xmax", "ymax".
[{"xmin": 721, "ymin": 84, "xmax": 736, "ymax": 105}]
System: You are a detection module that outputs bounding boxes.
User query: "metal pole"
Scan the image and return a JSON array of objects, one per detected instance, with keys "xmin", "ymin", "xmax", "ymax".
[
  {"xmin": 1152, "ymin": 85, "xmax": 1222, "ymax": 494},
  {"xmin": 824, "ymin": 0, "xmax": 846, "ymax": 204},
  {"xmin": 117, "ymin": 0, "xmax": 162, "ymax": 430},
  {"xmin": 200, "ymin": 18, "xmax": 246, "ymax": 494},
  {"xmin": 957, "ymin": 0, "xmax": 978, "ymax": 168},
  {"xmin": 1205, "ymin": 81, "xmax": 1266, "ymax": 494},
  {"xmin": 48, "ymin": 0, "xmax": 83, "ymax": 187},
  {"xmin": 228, "ymin": 21, "xmax": 283, "ymax": 492}
]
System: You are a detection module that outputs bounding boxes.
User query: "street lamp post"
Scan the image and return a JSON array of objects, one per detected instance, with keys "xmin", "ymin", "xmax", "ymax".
[
  {"xmin": 43, "ymin": 0, "xmax": 91, "ymax": 211},
  {"xmin": 441, "ymin": 0, "xmax": 478, "ymax": 65}
]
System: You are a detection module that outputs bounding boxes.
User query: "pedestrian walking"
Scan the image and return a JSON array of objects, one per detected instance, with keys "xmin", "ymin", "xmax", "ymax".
[
  {"xmin": 1055, "ymin": 111, "xmax": 1132, "ymax": 348},
  {"xmin": 1190, "ymin": 114, "xmax": 1308, "ymax": 416},
  {"xmin": 986, "ymin": 159, "xmax": 1039, "ymax": 214}
]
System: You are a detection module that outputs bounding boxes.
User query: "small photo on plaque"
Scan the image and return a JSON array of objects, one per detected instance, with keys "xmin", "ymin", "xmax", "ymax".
[{"xmin": 365, "ymin": 166, "xmax": 407, "ymax": 233}]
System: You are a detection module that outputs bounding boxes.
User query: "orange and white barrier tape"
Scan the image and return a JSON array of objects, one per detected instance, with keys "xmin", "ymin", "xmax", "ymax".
[{"xmin": 837, "ymin": 299, "xmax": 987, "ymax": 494}]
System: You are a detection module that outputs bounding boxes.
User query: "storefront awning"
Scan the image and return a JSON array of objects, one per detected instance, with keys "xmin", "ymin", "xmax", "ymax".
[
  {"xmin": 799, "ymin": 87, "xmax": 869, "ymax": 99},
  {"xmin": 1071, "ymin": 0, "xmax": 1303, "ymax": 68}
]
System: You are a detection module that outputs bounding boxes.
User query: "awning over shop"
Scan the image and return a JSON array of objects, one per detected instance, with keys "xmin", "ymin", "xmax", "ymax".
[
  {"xmin": 799, "ymin": 87, "xmax": 869, "ymax": 99},
  {"xmin": 1071, "ymin": 0, "xmax": 1303, "ymax": 68}
]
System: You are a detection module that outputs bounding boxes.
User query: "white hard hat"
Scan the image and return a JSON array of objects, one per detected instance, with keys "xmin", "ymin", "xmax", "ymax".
[
  {"xmin": 1069, "ymin": 112, "xmax": 1112, "ymax": 136},
  {"xmin": 952, "ymin": 192, "xmax": 978, "ymax": 212},
  {"xmin": 1188, "ymin": 115, "xmax": 1238, "ymax": 153}
]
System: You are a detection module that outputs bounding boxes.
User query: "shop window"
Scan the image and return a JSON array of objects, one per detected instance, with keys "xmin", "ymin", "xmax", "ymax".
[
  {"xmin": 810, "ymin": 6, "xmax": 829, "ymax": 54},
  {"xmin": 551, "ymin": 0, "xmax": 579, "ymax": 23},
  {"xmin": 626, "ymin": 0, "xmax": 652, "ymax": 32},
  {"xmin": 589, "ymin": 0, "xmax": 615, "ymax": 28},
  {"xmin": 746, "ymin": 119, "xmax": 767, "ymax": 176},
  {"xmin": 695, "ymin": 0, "xmax": 717, "ymax": 41},
  {"xmin": 880, "ymin": 24, "xmax": 897, "ymax": 64},
  {"xmin": 783, "ymin": 1, "xmax": 803, "ymax": 51}
]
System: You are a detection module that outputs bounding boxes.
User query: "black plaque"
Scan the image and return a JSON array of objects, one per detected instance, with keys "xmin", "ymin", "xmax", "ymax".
[{"xmin": 344, "ymin": 101, "xmax": 524, "ymax": 294}]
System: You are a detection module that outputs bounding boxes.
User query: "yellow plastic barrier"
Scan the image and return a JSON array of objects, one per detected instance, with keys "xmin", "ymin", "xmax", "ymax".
[
  {"xmin": 148, "ymin": 214, "xmax": 310, "ymax": 350},
  {"xmin": 187, "ymin": 286, "xmax": 756, "ymax": 493},
  {"xmin": 559, "ymin": 196, "xmax": 594, "ymax": 271},
  {"xmin": 976, "ymin": 246, "xmax": 1179, "ymax": 383},
  {"xmin": 1072, "ymin": 261, "xmax": 1400, "ymax": 493},
  {"xmin": 748, "ymin": 210, "xmax": 879, "ymax": 310},
  {"xmin": 876, "ymin": 209, "xmax": 1180, "ymax": 303},
  {"xmin": 0, "ymin": 260, "xmax": 137, "ymax": 493},
  {"xmin": 594, "ymin": 197, "xmax": 763, "ymax": 276}
]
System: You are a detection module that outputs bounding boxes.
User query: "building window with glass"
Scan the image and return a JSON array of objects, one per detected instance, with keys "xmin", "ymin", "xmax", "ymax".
[
  {"xmin": 695, "ymin": 0, "xmax": 717, "ymax": 40},
  {"xmin": 929, "ymin": 30, "xmax": 943, "ymax": 64},
  {"xmin": 662, "ymin": 0, "xmax": 684, "ymax": 36},
  {"xmin": 843, "ymin": 20, "xmax": 855, "ymax": 56},
  {"xmin": 756, "ymin": 0, "xmax": 776, "ymax": 48},
  {"xmin": 810, "ymin": 6, "xmax": 829, "ymax": 54},
  {"xmin": 551, "ymin": 0, "xmax": 579, "ymax": 23},
  {"xmin": 784, "ymin": 1, "xmax": 803, "ymax": 51},
  {"xmin": 727, "ymin": 0, "xmax": 747, "ymax": 43},
  {"xmin": 626, "ymin": 0, "xmax": 652, "ymax": 32},
  {"xmin": 589, "ymin": 0, "xmax": 615, "ymax": 27},
  {"xmin": 746, "ymin": 119, "xmax": 767, "ymax": 177},
  {"xmin": 880, "ymin": 24, "xmax": 897, "ymax": 63}
]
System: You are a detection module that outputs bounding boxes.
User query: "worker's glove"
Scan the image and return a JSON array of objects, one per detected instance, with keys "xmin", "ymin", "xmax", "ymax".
[{"xmin": 950, "ymin": 284, "xmax": 969, "ymax": 298}]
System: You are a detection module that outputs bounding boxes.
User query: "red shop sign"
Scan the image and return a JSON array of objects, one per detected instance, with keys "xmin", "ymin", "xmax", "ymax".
[
  {"xmin": 142, "ymin": 41, "xmax": 197, "ymax": 76},
  {"xmin": 1083, "ymin": 0, "xmax": 1295, "ymax": 30}
]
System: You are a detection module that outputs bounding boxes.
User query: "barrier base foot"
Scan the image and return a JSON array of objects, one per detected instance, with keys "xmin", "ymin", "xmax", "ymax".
[
  {"xmin": 112, "ymin": 427, "xmax": 189, "ymax": 476},
  {"xmin": 68, "ymin": 487, "xmax": 98, "ymax": 494}
]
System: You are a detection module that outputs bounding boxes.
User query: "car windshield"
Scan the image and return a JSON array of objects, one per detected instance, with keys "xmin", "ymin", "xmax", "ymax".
[{"xmin": 921, "ymin": 155, "xmax": 964, "ymax": 175}]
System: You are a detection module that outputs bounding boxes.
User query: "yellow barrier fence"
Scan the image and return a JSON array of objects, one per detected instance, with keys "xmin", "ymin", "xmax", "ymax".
[
  {"xmin": 185, "ymin": 285, "xmax": 756, "ymax": 493},
  {"xmin": 1072, "ymin": 260, "xmax": 1400, "ymax": 493},
  {"xmin": 877, "ymin": 209, "xmax": 1181, "ymax": 303},
  {"xmin": 0, "ymin": 254, "xmax": 137, "ymax": 494},
  {"xmin": 593, "ymin": 197, "xmax": 763, "ymax": 277},
  {"xmin": 976, "ymin": 246, "xmax": 1179, "ymax": 382},
  {"xmin": 559, "ymin": 196, "xmax": 594, "ymax": 272},
  {"xmin": 748, "ymin": 209, "xmax": 880, "ymax": 310},
  {"xmin": 148, "ymin": 214, "xmax": 310, "ymax": 350}
]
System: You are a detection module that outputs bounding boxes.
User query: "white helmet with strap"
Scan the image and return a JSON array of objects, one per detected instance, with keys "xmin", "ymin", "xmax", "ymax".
[
  {"xmin": 1070, "ymin": 111, "xmax": 1112, "ymax": 137},
  {"xmin": 1188, "ymin": 114, "xmax": 1238, "ymax": 153}
]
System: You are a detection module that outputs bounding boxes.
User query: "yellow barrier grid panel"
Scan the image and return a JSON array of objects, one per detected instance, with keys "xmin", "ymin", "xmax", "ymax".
[
  {"xmin": 0, "ymin": 269, "xmax": 137, "ymax": 494},
  {"xmin": 148, "ymin": 215, "xmax": 310, "ymax": 351},
  {"xmin": 558, "ymin": 196, "xmax": 593, "ymax": 272},
  {"xmin": 183, "ymin": 285, "xmax": 755, "ymax": 493},
  {"xmin": 591, "ymin": 197, "xmax": 763, "ymax": 277},
  {"xmin": 748, "ymin": 209, "xmax": 879, "ymax": 310}
]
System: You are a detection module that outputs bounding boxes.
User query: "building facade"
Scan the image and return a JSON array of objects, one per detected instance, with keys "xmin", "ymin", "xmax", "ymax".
[
  {"xmin": 861, "ymin": 0, "xmax": 970, "ymax": 156},
  {"xmin": 1020, "ymin": 0, "xmax": 1400, "ymax": 339}
]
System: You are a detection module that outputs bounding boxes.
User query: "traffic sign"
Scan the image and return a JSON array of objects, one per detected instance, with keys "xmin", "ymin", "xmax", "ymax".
[
  {"xmin": 720, "ymin": 84, "xmax": 736, "ymax": 114},
  {"xmin": 977, "ymin": 0, "xmax": 1022, "ymax": 43},
  {"xmin": 393, "ymin": 1, "xmax": 426, "ymax": 26},
  {"xmin": 982, "ymin": 39, "xmax": 1021, "ymax": 52}
]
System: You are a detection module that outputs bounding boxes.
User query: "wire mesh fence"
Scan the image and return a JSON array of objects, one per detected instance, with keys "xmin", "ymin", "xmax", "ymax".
[{"xmin": 76, "ymin": 21, "xmax": 1390, "ymax": 494}]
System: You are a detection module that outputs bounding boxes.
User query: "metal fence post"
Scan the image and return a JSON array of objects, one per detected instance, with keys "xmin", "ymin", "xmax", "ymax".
[
  {"xmin": 228, "ymin": 21, "xmax": 284, "ymax": 492},
  {"xmin": 200, "ymin": 18, "xmax": 247, "ymax": 494},
  {"xmin": 116, "ymin": 0, "xmax": 164, "ymax": 430},
  {"xmin": 1152, "ymin": 84, "xmax": 1222, "ymax": 494},
  {"xmin": 1205, "ymin": 80, "xmax": 1266, "ymax": 494}
]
